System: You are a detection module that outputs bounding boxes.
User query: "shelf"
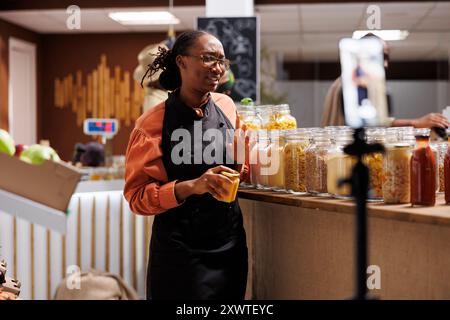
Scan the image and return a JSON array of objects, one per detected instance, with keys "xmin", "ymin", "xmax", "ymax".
[
  {"xmin": 0, "ymin": 188, "xmax": 67, "ymax": 234},
  {"xmin": 74, "ymin": 179, "xmax": 124, "ymax": 193},
  {"xmin": 238, "ymin": 189, "xmax": 450, "ymax": 227}
]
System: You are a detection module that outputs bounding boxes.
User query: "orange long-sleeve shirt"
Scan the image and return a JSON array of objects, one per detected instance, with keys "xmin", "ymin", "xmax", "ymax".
[{"xmin": 124, "ymin": 92, "xmax": 239, "ymax": 216}]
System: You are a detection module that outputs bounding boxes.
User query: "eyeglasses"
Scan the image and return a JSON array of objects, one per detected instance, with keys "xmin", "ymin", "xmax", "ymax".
[{"xmin": 185, "ymin": 54, "xmax": 231, "ymax": 70}]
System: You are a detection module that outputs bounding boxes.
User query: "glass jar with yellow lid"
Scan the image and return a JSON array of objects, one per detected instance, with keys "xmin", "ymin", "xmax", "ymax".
[
  {"xmin": 266, "ymin": 104, "xmax": 297, "ymax": 131},
  {"xmin": 237, "ymin": 106, "xmax": 262, "ymax": 131}
]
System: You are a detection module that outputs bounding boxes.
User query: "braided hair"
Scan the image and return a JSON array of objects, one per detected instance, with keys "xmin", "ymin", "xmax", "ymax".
[{"xmin": 141, "ymin": 30, "xmax": 207, "ymax": 91}]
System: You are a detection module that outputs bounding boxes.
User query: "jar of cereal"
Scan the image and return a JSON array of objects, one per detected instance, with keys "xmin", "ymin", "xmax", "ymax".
[
  {"xmin": 305, "ymin": 130, "xmax": 331, "ymax": 196},
  {"xmin": 284, "ymin": 129, "xmax": 311, "ymax": 195}
]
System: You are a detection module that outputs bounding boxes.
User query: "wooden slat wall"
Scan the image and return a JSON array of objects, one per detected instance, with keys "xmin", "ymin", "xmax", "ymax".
[{"xmin": 54, "ymin": 55, "xmax": 143, "ymax": 126}]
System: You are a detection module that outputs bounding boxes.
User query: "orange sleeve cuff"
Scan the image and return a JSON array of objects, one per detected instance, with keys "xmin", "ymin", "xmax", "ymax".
[{"xmin": 159, "ymin": 180, "xmax": 183, "ymax": 210}]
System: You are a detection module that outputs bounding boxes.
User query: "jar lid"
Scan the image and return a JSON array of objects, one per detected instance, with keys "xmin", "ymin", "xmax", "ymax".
[
  {"xmin": 272, "ymin": 104, "xmax": 290, "ymax": 111},
  {"xmin": 414, "ymin": 128, "xmax": 431, "ymax": 137},
  {"xmin": 220, "ymin": 171, "xmax": 240, "ymax": 179}
]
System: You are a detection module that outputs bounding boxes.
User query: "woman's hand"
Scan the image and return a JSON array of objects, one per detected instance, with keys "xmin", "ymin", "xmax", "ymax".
[
  {"xmin": 192, "ymin": 165, "xmax": 238, "ymax": 199},
  {"xmin": 412, "ymin": 113, "xmax": 449, "ymax": 129}
]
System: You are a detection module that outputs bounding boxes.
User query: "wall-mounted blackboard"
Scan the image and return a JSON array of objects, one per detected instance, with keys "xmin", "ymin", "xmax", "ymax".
[{"xmin": 197, "ymin": 17, "xmax": 260, "ymax": 102}]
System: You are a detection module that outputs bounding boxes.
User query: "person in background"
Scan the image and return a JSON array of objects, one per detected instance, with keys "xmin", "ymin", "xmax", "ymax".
[
  {"xmin": 72, "ymin": 142, "xmax": 86, "ymax": 165},
  {"xmin": 71, "ymin": 141, "xmax": 105, "ymax": 167},
  {"xmin": 322, "ymin": 34, "xmax": 449, "ymax": 130},
  {"xmin": 124, "ymin": 31, "xmax": 248, "ymax": 300}
]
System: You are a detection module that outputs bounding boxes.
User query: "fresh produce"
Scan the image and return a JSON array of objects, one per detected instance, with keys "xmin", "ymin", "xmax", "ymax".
[
  {"xmin": 14, "ymin": 144, "xmax": 27, "ymax": 157},
  {"xmin": 240, "ymin": 97, "xmax": 254, "ymax": 106},
  {"xmin": 20, "ymin": 144, "xmax": 60, "ymax": 165},
  {"xmin": 0, "ymin": 129, "xmax": 15, "ymax": 156}
]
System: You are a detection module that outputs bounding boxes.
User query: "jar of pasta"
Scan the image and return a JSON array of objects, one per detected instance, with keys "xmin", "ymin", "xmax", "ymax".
[
  {"xmin": 326, "ymin": 129, "xmax": 355, "ymax": 199},
  {"xmin": 267, "ymin": 131, "xmax": 287, "ymax": 191},
  {"xmin": 305, "ymin": 130, "xmax": 331, "ymax": 196},
  {"xmin": 382, "ymin": 128, "xmax": 413, "ymax": 204},
  {"xmin": 266, "ymin": 104, "xmax": 297, "ymax": 131},
  {"xmin": 238, "ymin": 106, "xmax": 262, "ymax": 131},
  {"xmin": 284, "ymin": 129, "xmax": 311, "ymax": 195},
  {"xmin": 364, "ymin": 128, "xmax": 386, "ymax": 201}
]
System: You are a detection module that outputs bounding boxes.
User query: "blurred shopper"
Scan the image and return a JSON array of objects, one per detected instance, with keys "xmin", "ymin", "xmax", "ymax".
[
  {"xmin": 124, "ymin": 31, "xmax": 248, "ymax": 300},
  {"xmin": 321, "ymin": 34, "xmax": 449, "ymax": 130}
]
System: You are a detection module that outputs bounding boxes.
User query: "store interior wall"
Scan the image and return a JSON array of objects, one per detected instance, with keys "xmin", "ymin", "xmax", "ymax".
[
  {"xmin": 39, "ymin": 33, "xmax": 168, "ymax": 161},
  {"xmin": 0, "ymin": 18, "xmax": 40, "ymax": 133},
  {"xmin": 275, "ymin": 80, "xmax": 449, "ymax": 128},
  {"xmin": 1, "ymin": 2, "xmax": 449, "ymax": 159}
]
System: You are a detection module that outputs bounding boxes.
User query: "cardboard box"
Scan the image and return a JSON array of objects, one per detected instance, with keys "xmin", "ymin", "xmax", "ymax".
[{"xmin": 0, "ymin": 153, "xmax": 81, "ymax": 212}]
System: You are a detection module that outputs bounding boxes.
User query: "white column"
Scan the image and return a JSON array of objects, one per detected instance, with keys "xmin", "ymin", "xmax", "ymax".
[{"xmin": 205, "ymin": 0, "xmax": 254, "ymax": 17}]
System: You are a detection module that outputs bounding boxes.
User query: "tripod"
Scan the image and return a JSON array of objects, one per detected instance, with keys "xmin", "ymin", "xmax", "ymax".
[{"xmin": 340, "ymin": 127, "xmax": 384, "ymax": 300}]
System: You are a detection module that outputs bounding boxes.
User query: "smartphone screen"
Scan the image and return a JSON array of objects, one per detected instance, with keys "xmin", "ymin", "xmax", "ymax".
[{"xmin": 339, "ymin": 38, "xmax": 389, "ymax": 128}]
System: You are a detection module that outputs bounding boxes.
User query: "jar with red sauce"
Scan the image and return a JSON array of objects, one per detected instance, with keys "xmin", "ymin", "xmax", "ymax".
[
  {"xmin": 411, "ymin": 128, "xmax": 436, "ymax": 206},
  {"xmin": 445, "ymin": 130, "xmax": 450, "ymax": 204}
]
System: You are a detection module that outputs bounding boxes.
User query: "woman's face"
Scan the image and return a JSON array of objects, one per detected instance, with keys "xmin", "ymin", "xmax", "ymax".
[{"xmin": 177, "ymin": 34, "xmax": 227, "ymax": 95}]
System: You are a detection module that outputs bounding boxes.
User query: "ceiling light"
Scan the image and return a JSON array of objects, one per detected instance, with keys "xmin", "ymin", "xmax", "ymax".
[
  {"xmin": 352, "ymin": 30, "xmax": 409, "ymax": 41},
  {"xmin": 108, "ymin": 11, "xmax": 180, "ymax": 25}
]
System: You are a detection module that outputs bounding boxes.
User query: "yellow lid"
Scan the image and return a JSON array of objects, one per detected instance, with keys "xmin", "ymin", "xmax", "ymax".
[{"xmin": 220, "ymin": 171, "xmax": 240, "ymax": 178}]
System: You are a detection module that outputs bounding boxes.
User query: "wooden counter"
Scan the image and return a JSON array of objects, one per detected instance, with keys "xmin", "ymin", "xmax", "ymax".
[
  {"xmin": 237, "ymin": 188, "xmax": 450, "ymax": 300},
  {"xmin": 238, "ymin": 189, "xmax": 450, "ymax": 227}
]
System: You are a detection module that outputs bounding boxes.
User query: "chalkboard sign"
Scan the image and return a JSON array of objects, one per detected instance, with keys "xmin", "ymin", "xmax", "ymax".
[{"xmin": 197, "ymin": 17, "xmax": 260, "ymax": 102}]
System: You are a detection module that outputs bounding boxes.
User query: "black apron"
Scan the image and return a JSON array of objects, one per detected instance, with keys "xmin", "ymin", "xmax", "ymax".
[{"xmin": 147, "ymin": 92, "xmax": 248, "ymax": 300}]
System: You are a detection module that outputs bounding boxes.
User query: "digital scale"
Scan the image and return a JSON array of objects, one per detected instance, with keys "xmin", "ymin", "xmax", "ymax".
[
  {"xmin": 83, "ymin": 118, "xmax": 118, "ymax": 143},
  {"xmin": 83, "ymin": 118, "xmax": 119, "ymax": 166}
]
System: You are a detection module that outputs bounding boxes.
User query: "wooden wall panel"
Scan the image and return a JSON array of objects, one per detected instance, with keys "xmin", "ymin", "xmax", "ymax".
[{"xmin": 41, "ymin": 33, "xmax": 167, "ymax": 160}]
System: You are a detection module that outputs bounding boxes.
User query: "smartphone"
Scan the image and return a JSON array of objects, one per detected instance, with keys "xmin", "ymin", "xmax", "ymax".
[{"xmin": 339, "ymin": 38, "xmax": 389, "ymax": 128}]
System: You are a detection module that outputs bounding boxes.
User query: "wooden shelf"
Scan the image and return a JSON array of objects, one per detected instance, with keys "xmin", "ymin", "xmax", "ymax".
[{"xmin": 238, "ymin": 188, "xmax": 450, "ymax": 227}]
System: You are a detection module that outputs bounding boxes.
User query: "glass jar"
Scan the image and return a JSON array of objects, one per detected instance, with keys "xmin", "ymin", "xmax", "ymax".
[
  {"xmin": 305, "ymin": 130, "xmax": 331, "ymax": 196},
  {"xmin": 238, "ymin": 106, "xmax": 262, "ymax": 131},
  {"xmin": 364, "ymin": 128, "xmax": 386, "ymax": 201},
  {"xmin": 326, "ymin": 129, "xmax": 355, "ymax": 199},
  {"xmin": 255, "ymin": 105, "xmax": 273, "ymax": 130},
  {"xmin": 266, "ymin": 104, "xmax": 297, "ymax": 131},
  {"xmin": 253, "ymin": 130, "xmax": 271, "ymax": 190},
  {"xmin": 214, "ymin": 171, "xmax": 240, "ymax": 203},
  {"xmin": 445, "ymin": 131, "xmax": 450, "ymax": 204},
  {"xmin": 267, "ymin": 131, "xmax": 287, "ymax": 191},
  {"xmin": 382, "ymin": 130, "xmax": 413, "ymax": 204},
  {"xmin": 431, "ymin": 142, "xmax": 444, "ymax": 193},
  {"xmin": 284, "ymin": 129, "xmax": 311, "ymax": 195},
  {"xmin": 411, "ymin": 128, "xmax": 436, "ymax": 206}
]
